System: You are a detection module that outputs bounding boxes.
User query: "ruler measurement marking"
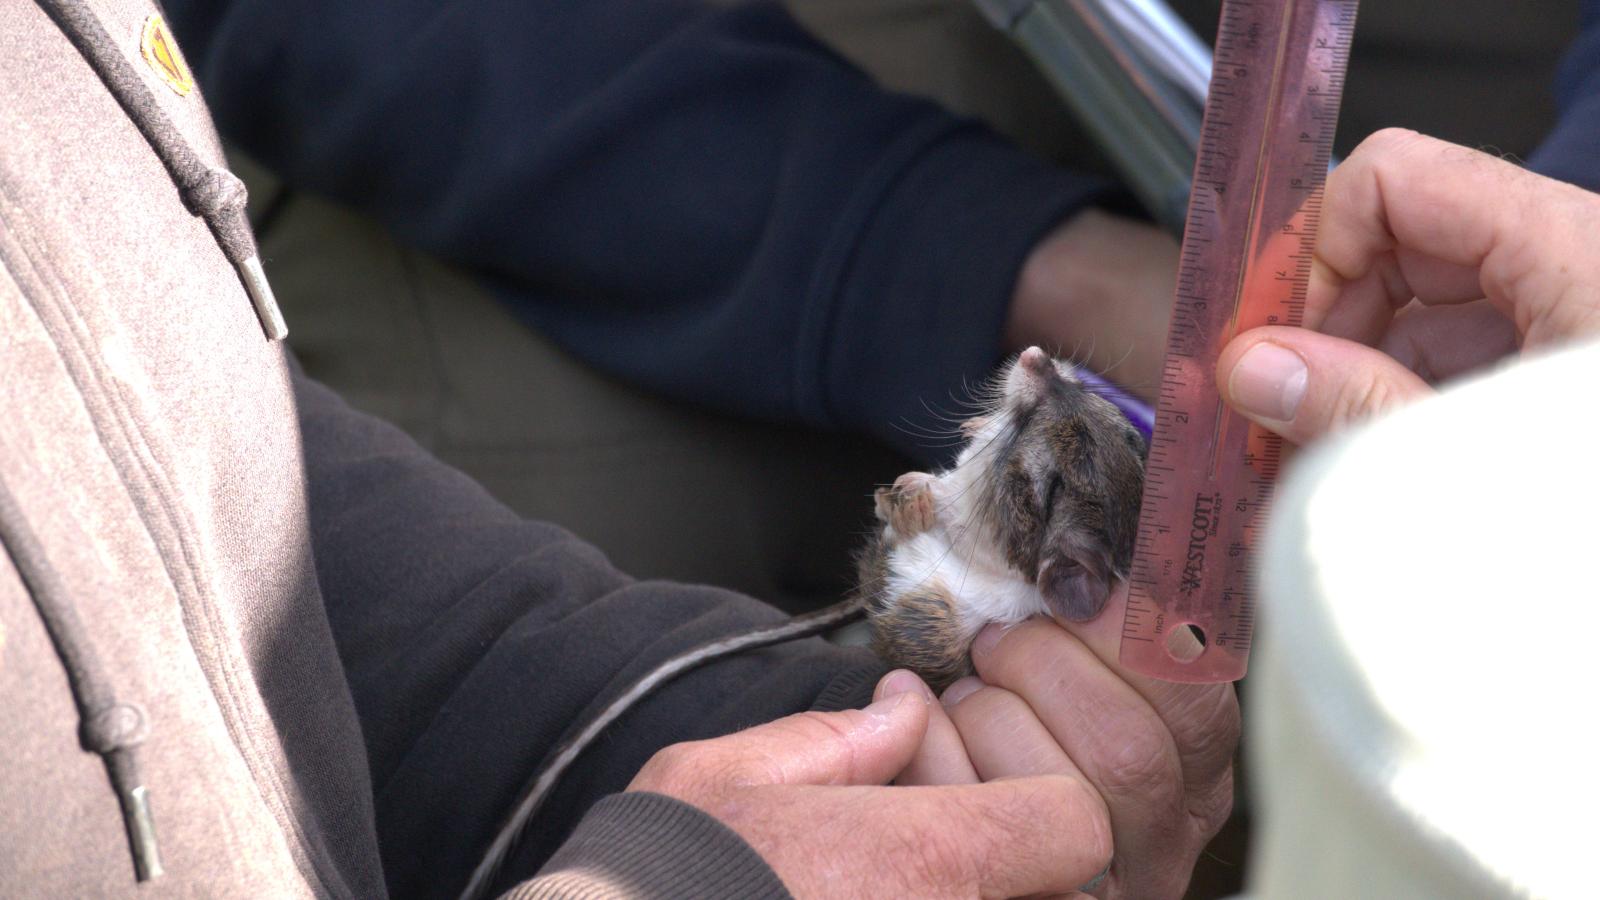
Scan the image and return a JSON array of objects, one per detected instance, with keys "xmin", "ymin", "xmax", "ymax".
[
  {"xmin": 1120, "ymin": 0, "xmax": 1358, "ymax": 683},
  {"xmin": 1207, "ymin": 1, "xmax": 1298, "ymax": 484}
]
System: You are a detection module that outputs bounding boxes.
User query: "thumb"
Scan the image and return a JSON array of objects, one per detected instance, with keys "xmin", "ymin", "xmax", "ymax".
[
  {"xmin": 708, "ymin": 689, "xmax": 931, "ymax": 788},
  {"xmin": 1218, "ymin": 326, "xmax": 1434, "ymax": 446}
]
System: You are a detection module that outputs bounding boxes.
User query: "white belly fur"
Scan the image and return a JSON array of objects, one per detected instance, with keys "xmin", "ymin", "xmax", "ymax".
[{"xmin": 885, "ymin": 531, "xmax": 1047, "ymax": 645}]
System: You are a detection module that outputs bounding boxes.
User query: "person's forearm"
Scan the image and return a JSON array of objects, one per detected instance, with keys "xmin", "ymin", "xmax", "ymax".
[
  {"xmin": 289, "ymin": 370, "xmax": 885, "ymax": 895},
  {"xmin": 165, "ymin": 0, "xmax": 1111, "ymax": 459}
]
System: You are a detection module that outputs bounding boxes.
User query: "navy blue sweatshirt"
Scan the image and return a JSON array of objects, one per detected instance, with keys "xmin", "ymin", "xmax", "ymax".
[
  {"xmin": 165, "ymin": 0, "xmax": 1599, "ymax": 461},
  {"xmin": 164, "ymin": 0, "xmax": 1107, "ymax": 459},
  {"xmin": 1531, "ymin": 0, "xmax": 1600, "ymax": 191}
]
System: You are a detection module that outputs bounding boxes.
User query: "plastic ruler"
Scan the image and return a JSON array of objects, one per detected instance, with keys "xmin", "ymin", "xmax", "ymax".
[{"xmin": 1119, "ymin": 0, "xmax": 1359, "ymax": 683}]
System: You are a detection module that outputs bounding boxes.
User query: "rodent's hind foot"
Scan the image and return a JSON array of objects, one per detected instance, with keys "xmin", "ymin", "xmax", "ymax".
[{"xmin": 868, "ymin": 580, "xmax": 972, "ymax": 692}]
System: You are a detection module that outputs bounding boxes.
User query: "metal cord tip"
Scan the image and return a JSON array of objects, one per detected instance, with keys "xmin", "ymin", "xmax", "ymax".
[{"xmin": 238, "ymin": 256, "xmax": 288, "ymax": 342}]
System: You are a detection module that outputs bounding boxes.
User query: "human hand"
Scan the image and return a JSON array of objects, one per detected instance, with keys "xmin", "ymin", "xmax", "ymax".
[
  {"xmin": 1008, "ymin": 208, "xmax": 1179, "ymax": 400},
  {"xmin": 1217, "ymin": 128, "xmax": 1600, "ymax": 445},
  {"xmin": 889, "ymin": 593, "xmax": 1240, "ymax": 900},
  {"xmin": 627, "ymin": 687, "xmax": 1113, "ymax": 899}
]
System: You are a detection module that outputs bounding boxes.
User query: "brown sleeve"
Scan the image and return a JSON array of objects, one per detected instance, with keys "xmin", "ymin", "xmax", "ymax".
[{"xmin": 500, "ymin": 793, "xmax": 791, "ymax": 900}]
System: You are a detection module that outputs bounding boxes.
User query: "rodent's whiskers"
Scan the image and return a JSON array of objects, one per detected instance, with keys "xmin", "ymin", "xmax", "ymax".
[
  {"xmin": 896, "ymin": 370, "xmax": 1025, "ymax": 452},
  {"xmin": 889, "ymin": 419, "xmax": 969, "ymax": 448},
  {"xmin": 1071, "ymin": 339, "xmax": 1161, "ymax": 394},
  {"xmin": 1099, "ymin": 341, "xmax": 1138, "ymax": 379}
]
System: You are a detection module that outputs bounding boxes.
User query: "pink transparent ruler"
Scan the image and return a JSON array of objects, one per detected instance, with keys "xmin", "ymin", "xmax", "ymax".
[{"xmin": 1119, "ymin": 0, "xmax": 1358, "ymax": 683}]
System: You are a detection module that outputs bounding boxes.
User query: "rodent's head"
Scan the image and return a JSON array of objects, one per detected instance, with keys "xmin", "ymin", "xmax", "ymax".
[{"xmin": 968, "ymin": 347, "xmax": 1147, "ymax": 623}]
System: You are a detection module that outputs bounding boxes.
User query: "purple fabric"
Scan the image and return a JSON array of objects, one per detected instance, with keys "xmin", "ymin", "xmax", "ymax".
[{"xmin": 1074, "ymin": 368, "xmax": 1154, "ymax": 439}]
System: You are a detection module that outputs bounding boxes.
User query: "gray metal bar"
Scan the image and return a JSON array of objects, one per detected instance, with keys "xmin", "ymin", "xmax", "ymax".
[
  {"xmin": 981, "ymin": 0, "xmax": 1337, "ymax": 235},
  {"xmin": 982, "ymin": 0, "xmax": 1206, "ymax": 233}
]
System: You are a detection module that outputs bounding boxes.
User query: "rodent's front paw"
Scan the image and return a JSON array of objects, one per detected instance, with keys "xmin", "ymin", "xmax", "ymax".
[{"xmin": 875, "ymin": 472, "xmax": 938, "ymax": 536}]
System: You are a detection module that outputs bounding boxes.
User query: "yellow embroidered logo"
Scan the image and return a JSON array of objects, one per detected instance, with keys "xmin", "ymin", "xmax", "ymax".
[{"xmin": 140, "ymin": 15, "xmax": 194, "ymax": 97}]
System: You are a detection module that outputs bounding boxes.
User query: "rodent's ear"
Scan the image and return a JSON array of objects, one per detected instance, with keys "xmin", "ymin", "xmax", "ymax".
[{"xmin": 1037, "ymin": 553, "xmax": 1112, "ymax": 622}]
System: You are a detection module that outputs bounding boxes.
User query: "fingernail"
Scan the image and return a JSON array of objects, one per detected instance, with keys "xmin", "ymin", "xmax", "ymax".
[
  {"xmin": 971, "ymin": 623, "xmax": 1007, "ymax": 659},
  {"xmin": 862, "ymin": 691, "xmax": 914, "ymax": 719},
  {"xmin": 875, "ymin": 669, "xmax": 929, "ymax": 704},
  {"xmin": 940, "ymin": 676, "xmax": 984, "ymax": 708},
  {"xmin": 1229, "ymin": 342, "xmax": 1308, "ymax": 421}
]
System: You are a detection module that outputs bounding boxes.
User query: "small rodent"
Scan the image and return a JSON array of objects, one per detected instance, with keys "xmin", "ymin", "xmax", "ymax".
[
  {"xmin": 464, "ymin": 347, "xmax": 1147, "ymax": 897},
  {"xmin": 858, "ymin": 346, "xmax": 1148, "ymax": 690}
]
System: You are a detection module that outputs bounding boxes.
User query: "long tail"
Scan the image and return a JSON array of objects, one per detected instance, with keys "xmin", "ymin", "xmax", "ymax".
[{"xmin": 456, "ymin": 596, "xmax": 869, "ymax": 900}]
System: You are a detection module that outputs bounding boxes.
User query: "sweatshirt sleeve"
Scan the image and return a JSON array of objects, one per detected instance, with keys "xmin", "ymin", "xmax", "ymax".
[
  {"xmin": 1529, "ymin": 0, "xmax": 1600, "ymax": 191},
  {"xmin": 290, "ymin": 369, "xmax": 884, "ymax": 899},
  {"xmin": 499, "ymin": 793, "xmax": 791, "ymax": 900},
  {"xmin": 163, "ymin": 0, "xmax": 1110, "ymax": 459}
]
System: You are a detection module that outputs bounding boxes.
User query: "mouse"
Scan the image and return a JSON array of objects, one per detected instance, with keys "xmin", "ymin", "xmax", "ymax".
[
  {"xmin": 462, "ymin": 346, "xmax": 1149, "ymax": 897},
  {"xmin": 857, "ymin": 346, "xmax": 1147, "ymax": 690}
]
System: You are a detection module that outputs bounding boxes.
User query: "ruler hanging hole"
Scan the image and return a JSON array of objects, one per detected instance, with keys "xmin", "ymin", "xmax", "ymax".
[{"xmin": 1164, "ymin": 624, "xmax": 1207, "ymax": 663}]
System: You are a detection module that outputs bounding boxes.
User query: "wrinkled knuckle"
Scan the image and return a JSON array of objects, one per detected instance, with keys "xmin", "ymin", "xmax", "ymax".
[
  {"xmin": 1355, "ymin": 127, "xmax": 1423, "ymax": 162},
  {"xmin": 1052, "ymin": 776, "xmax": 1114, "ymax": 871},
  {"xmin": 635, "ymin": 741, "xmax": 744, "ymax": 799},
  {"xmin": 1095, "ymin": 726, "xmax": 1179, "ymax": 801},
  {"xmin": 633, "ymin": 742, "xmax": 702, "ymax": 794},
  {"xmin": 1020, "ymin": 776, "xmax": 1111, "ymax": 859},
  {"xmin": 1333, "ymin": 370, "xmax": 1404, "ymax": 427},
  {"xmin": 968, "ymin": 789, "xmax": 1041, "ymax": 851},
  {"xmin": 792, "ymin": 709, "xmax": 858, "ymax": 750},
  {"xmin": 792, "ymin": 709, "xmax": 855, "ymax": 740},
  {"xmin": 1175, "ymin": 685, "xmax": 1243, "ymax": 760},
  {"xmin": 909, "ymin": 821, "xmax": 980, "ymax": 889},
  {"xmin": 791, "ymin": 710, "xmax": 864, "ymax": 782}
]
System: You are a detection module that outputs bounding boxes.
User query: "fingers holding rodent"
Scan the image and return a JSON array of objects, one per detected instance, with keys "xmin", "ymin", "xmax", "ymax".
[
  {"xmin": 1310, "ymin": 129, "xmax": 1600, "ymax": 347},
  {"xmin": 981, "ymin": 598, "xmax": 1239, "ymax": 813},
  {"xmin": 937, "ymin": 682, "xmax": 1115, "ymax": 896},
  {"xmin": 629, "ymin": 687, "xmax": 1109, "ymax": 898},
  {"xmin": 629, "ymin": 691, "xmax": 930, "ymax": 796},
  {"xmin": 940, "ymin": 680, "xmax": 1089, "ymax": 786},
  {"xmin": 903, "ymin": 778, "xmax": 1113, "ymax": 898},
  {"xmin": 965, "ymin": 621, "xmax": 1184, "ymax": 806},
  {"xmin": 965, "ymin": 620, "xmax": 1228, "ymax": 899},
  {"xmin": 874, "ymin": 670, "xmax": 979, "ymax": 786},
  {"xmin": 713, "ymin": 780, "xmax": 1112, "ymax": 900}
]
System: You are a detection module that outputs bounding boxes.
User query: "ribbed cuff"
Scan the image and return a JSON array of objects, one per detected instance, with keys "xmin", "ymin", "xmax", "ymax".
[
  {"xmin": 797, "ymin": 120, "xmax": 1116, "ymax": 464},
  {"xmin": 809, "ymin": 651, "xmax": 889, "ymax": 713},
  {"xmin": 500, "ymin": 792, "xmax": 791, "ymax": 900}
]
